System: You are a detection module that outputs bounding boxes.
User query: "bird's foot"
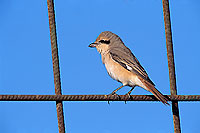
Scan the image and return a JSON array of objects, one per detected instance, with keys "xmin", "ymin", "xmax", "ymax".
[
  {"xmin": 109, "ymin": 92, "xmax": 121, "ymax": 100},
  {"xmin": 106, "ymin": 92, "xmax": 120, "ymax": 104},
  {"xmin": 124, "ymin": 93, "xmax": 132, "ymax": 104}
]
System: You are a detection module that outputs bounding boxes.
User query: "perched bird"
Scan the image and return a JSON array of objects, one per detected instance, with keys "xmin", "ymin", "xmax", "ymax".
[{"xmin": 89, "ymin": 31, "xmax": 169, "ymax": 105}]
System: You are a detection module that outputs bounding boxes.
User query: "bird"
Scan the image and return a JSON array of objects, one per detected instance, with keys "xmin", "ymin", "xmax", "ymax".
[{"xmin": 88, "ymin": 31, "xmax": 169, "ymax": 105}]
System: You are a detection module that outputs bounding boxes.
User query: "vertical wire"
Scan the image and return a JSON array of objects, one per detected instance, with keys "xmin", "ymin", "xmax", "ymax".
[
  {"xmin": 47, "ymin": 0, "xmax": 66, "ymax": 132},
  {"xmin": 162, "ymin": 0, "xmax": 181, "ymax": 132}
]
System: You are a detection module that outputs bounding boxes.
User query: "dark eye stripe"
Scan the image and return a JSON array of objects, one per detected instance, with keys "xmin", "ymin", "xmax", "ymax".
[{"xmin": 99, "ymin": 40, "xmax": 110, "ymax": 44}]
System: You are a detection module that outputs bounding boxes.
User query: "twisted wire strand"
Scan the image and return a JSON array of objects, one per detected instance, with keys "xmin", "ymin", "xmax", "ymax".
[{"xmin": 0, "ymin": 95, "xmax": 199, "ymax": 101}]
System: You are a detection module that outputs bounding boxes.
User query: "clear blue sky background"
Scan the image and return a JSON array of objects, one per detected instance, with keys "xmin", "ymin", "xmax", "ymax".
[{"xmin": 0, "ymin": 0, "xmax": 199, "ymax": 133}]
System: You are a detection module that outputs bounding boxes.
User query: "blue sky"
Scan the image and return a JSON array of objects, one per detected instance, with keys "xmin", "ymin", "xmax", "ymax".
[{"xmin": 0, "ymin": 0, "xmax": 200, "ymax": 133}]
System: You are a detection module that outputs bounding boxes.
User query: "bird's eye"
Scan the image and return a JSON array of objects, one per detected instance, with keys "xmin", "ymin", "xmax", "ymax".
[{"xmin": 99, "ymin": 40, "xmax": 110, "ymax": 44}]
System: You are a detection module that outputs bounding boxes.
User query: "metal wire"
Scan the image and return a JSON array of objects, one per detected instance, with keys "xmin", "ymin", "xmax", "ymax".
[
  {"xmin": 162, "ymin": 0, "xmax": 181, "ymax": 132},
  {"xmin": 0, "ymin": 95, "xmax": 200, "ymax": 101},
  {"xmin": 0, "ymin": 0, "xmax": 196, "ymax": 133},
  {"xmin": 47, "ymin": 0, "xmax": 65, "ymax": 132}
]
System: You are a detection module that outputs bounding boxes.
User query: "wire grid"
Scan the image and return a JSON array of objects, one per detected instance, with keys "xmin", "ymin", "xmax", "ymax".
[{"xmin": 1, "ymin": 0, "xmax": 199, "ymax": 133}]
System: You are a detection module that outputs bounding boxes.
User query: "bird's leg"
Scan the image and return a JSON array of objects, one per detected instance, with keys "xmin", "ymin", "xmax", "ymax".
[
  {"xmin": 106, "ymin": 85, "xmax": 124, "ymax": 104},
  {"xmin": 126, "ymin": 87, "xmax": 135, "ymax": 97},
  {"xmin": 109, "ymin": 85, "xmax": 124, "ymax": 100},
  {"xmin": 125, "ymin": 86, "xmax": 135, "ymax": 104},
  {"xmin": 110, "ymin": 85, "xmax": 124, "ymax": 95}
]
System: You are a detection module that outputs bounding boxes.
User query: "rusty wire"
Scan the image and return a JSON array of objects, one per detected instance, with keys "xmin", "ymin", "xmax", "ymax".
[
  {"xmin": 162, "ymin": 0, "xmax": 181, "ymax": 132},
  {"xmin": 0, "ymin": 0, "xmax": 196, "ymax": 133},
  {"xmin": 47, "ymin": 0, "xmax": 65, "ymax": 132},
  {"xmin": 0, "ymin": 95, "xmax": 200, "ymax": 101}
]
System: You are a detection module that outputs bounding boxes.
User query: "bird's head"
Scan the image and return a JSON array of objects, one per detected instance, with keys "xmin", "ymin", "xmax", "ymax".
[{"xmin": 89, "ymin": 31, "xmax": 124, "ymax": 54}]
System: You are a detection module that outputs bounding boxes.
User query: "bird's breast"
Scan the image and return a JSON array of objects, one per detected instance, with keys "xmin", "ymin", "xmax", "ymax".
[
  {"xmin": 103, "ymin": 53, "xmax": 137, "ymax": 86},
  {"xmin": 105, "ymin": 60, "xmax": 119, "ymax": 82}
]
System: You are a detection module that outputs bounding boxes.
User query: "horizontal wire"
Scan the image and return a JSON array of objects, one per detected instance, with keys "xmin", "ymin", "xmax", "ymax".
[{"xmin": 0, "ymin": 95, "xmax": 199, "ymax": 101}]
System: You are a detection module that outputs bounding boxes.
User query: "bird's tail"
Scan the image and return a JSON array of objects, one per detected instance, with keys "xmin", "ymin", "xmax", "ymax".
[{"xmin": 138, "ymin": 77, "xmax": 170, "ymax": 105}]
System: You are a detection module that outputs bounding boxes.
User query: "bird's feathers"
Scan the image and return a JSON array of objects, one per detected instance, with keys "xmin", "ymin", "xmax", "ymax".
[
  {"xmin": 138, "ymin": 76, "xmax": 169, "ymax": 105},
  {"xmin": 109, "ymin": 47, "xmax": 155, "ymax": 86},
  {"xmin": 91, "ymin": 31, "xmax": 169, "ymax": 105}
]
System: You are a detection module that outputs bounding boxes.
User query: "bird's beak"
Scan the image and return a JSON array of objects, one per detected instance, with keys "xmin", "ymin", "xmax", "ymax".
[{"xmin": 88, "ymin": 42, "xmax": 97, "ymax": 48}]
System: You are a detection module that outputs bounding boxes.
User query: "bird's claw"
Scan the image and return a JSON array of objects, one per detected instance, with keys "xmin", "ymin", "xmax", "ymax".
[
  {"xmin": 124, "ymin": 93, "xmax": 132, "ymax": 104},
  {"xmin": 104, "ymin": 95, "xmax": 110, "ymax": 104},
  {"xmin": 106, "ymin": 92, "xmax": 120, "ymax": 104},
  {"xmin": 109, "ymin": 92, "xmax": 120, "ymax": 100},
  {"xmin": 110, "ymin": 91, "xmax": 117, "ymax": 95}
]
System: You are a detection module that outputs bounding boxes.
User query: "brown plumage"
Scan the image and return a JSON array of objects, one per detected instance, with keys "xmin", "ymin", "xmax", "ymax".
[
  {"xmin": 89, "ymin": 31, "xmax": 169, "ymax": 105},
  {"xmin": 137, "ymin": 76, "xmax": 169, "ymax": 105}
]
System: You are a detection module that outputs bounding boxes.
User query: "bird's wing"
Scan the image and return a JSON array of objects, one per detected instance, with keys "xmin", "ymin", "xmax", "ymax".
[{"xmin": 109, "ymin": 47, "xmax": 155, "ymax": 86}]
